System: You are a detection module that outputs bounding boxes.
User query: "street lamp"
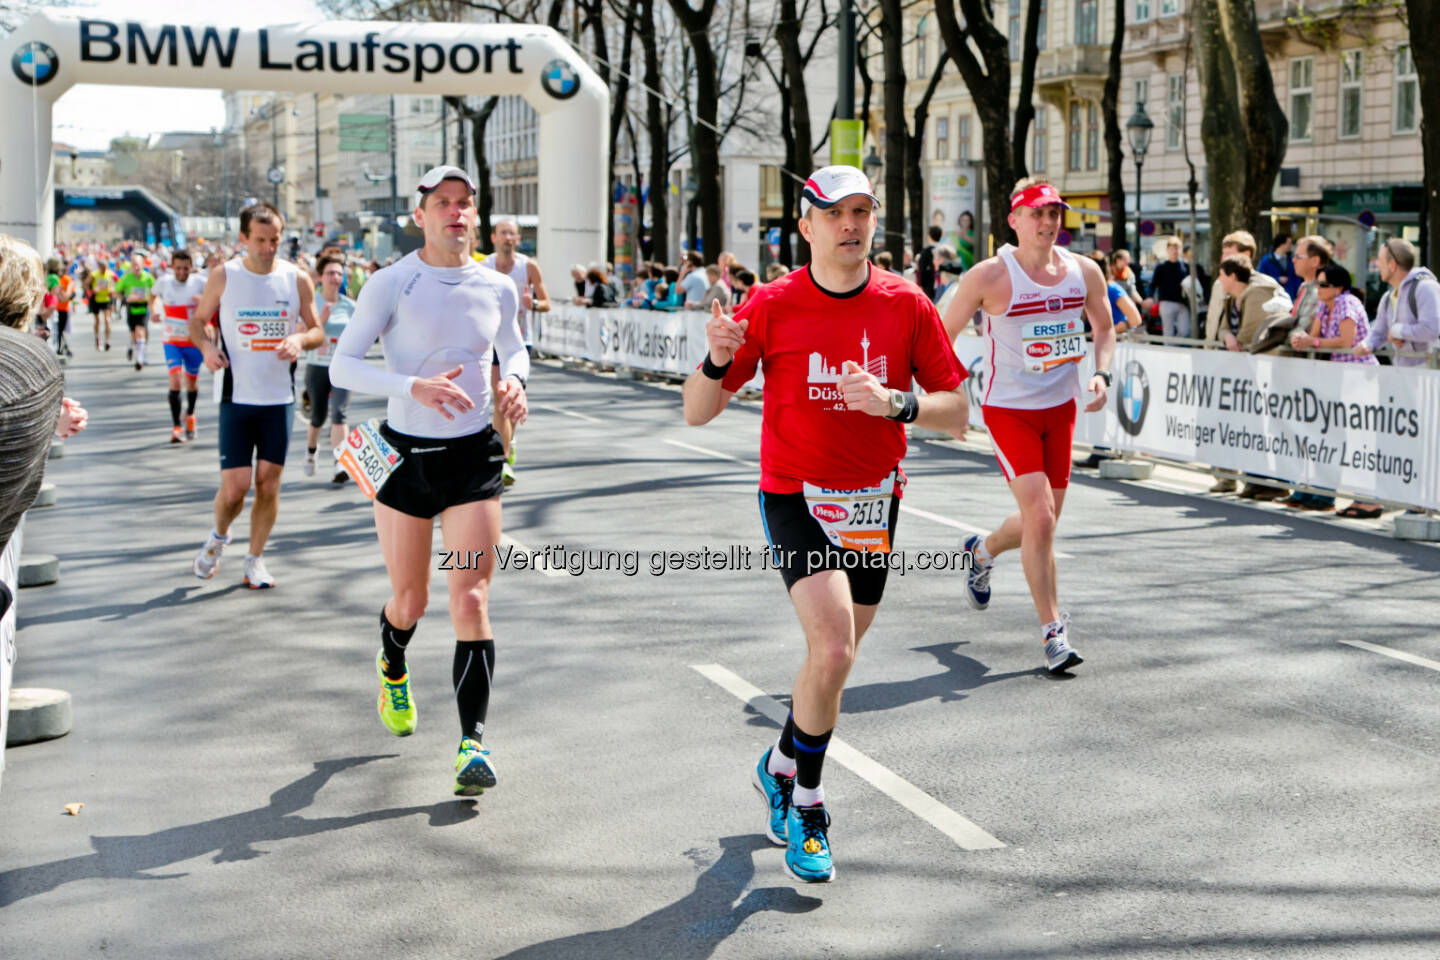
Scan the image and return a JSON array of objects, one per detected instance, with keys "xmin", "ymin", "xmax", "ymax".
[
  {"xmin": 862, "ymin": 145, "xmax": 882, "ymax": 184},
  {"xmin": 1125, "ymin": 103, "xmax": 1154, "ymax": 250}
]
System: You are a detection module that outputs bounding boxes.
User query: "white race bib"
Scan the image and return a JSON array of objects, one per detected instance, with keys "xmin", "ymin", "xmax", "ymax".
[
  {"xmin": 1021, "ymin": 317, "xmax": 1086, "ymax": 373},
  {"xmin": 335, "ymin": 419, "xmax": 404, "ymax": 500},
  {"xmin": 801, "ymin": 474, "xmax": 896, "ymax": 553}
]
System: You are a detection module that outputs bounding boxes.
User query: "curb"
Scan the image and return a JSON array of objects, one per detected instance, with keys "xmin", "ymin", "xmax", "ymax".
[{"xmin": 6, "ymin": 688, "xmax": 72, "ymax": 746}]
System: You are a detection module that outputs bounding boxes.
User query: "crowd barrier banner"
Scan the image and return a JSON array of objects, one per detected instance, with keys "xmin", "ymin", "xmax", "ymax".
[
  {"xmin": 534, "ymin": 304, "xmax": 762, "ymax": 388},
  {"xmin": 955, "ymin": 336, "xmax": 1440, "ymax": 510}
]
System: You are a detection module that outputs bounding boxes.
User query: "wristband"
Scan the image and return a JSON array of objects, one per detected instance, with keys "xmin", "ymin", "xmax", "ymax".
[
  {"xmin": 701, "ymin": 355, "xmax": 732, "ymax": 380},
  {"xmin": 507, "ymin": 373, "xmax": 527, "ymax": 390},
  {"xmin": 887, "ymin": 391, "xmax": 920, "ymax": 423}
]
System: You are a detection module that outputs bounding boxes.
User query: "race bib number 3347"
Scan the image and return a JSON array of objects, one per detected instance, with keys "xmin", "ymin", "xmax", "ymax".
[{"xmin": 1021, "ymin": 317, "xmax": 1085, "ymax": 373}]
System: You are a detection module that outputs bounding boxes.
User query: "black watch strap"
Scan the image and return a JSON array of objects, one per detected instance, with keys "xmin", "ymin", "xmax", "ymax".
[{"xmin": 1094, "ymin": 370, "xmax": 1113, "ymax": 386}]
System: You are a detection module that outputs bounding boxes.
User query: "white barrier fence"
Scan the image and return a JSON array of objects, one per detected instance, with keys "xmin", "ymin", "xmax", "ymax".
[{"xmin": 535, "ymin": 304, "xmax": 1439, "ymax": 511}]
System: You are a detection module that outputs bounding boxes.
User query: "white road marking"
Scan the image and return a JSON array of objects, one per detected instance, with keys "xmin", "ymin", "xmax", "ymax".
[
  {"xmin": 1340, "ymin": 639, "xmax": 1440, "ymax": 674},
  {"xmin": 663, "ymin": 438, "xmax": 757, "ymax": 468},
  {"xmin": 497, "ymin": 534, "xmax": 570, "ymax": 579},
  {"xmin": 534, "ymin": 402, "xmax": 602, "ymax": 424},
  {"xmin": 692, "ymin": 663, "xmax": 1006, "ymax": 851}
]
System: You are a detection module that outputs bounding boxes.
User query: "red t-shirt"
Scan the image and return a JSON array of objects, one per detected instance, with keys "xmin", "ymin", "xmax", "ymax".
[{"xmin": 720, "ymin": 266, "xmax": 967, "ymax": 493}]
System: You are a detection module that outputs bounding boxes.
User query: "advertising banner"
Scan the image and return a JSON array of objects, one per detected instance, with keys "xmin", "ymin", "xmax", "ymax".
[{"xmin": 953, "ymin": 335, "xmax": 1440, "ymax": 509}]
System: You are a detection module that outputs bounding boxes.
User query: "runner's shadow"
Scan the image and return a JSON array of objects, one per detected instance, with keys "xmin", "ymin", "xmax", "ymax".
[
  {"xmin": 494, "ymin": 835, "xmax": 821, "ymax": 959},
  {"xmin": 0, "ymin": 755, "xmax": 474, "ymax": 908},
  {"xmin": 841, "ymin": 642, "xmax": 1043, "ymax": 713}
]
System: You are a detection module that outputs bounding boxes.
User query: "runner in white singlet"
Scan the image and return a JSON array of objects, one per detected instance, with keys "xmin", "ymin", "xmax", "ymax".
[
  {"xmin": 153, "ymin": 249, "xmax": 207, "ymax": 443},
  {"xmin": 479, "ymin": 218, "xmax": 550, "ymax": 486},
  {"xmin": 941, "ymin": 178, "xmax": 1115, "ymax": 674}
]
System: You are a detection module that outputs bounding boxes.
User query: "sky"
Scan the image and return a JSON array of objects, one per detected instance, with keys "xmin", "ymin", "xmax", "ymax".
[{"xmin": 38, "ymin": 0, "xmax": 326, "ymax": 150}]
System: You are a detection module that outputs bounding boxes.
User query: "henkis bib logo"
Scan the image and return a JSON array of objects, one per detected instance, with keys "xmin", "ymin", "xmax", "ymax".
[
  {"xmin": 812, "ymin": 503, "xmax": 848, "ymax": 523},
  {"xmin": 238, "ymin": 322, "xmax": 260, "ymax": 335}
]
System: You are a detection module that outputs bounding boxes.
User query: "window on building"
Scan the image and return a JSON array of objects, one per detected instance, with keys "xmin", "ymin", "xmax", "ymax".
[
  {"xmin": 1075, "ymin": 0, "xmax": 1097, "ymax": 44},
  {"xmin": 1037, "ymin": 0, "xmax": 1048, "ymax": 50},
  {"xmin": 1396, "ymin": 44, "xmax": 1418, "ymax": 134},
  {"xmin": 1086, "ymin": 101, "xmax": 1099, "ymax": 169},
  {"xmin": 1134, "ymin": 77, "xmax": 1150, "ymax": 108},
  {"xmin": 1338, "ymin": 49, "xmax": 1363, "ymax": 140},
  {"xmin": 1135, "ymin": 0, "xmax": 1150, "ymax": 22},
  {"xmin": 1289, "ymin": 56, "xmax": 1314, "ymax": 142},
  {"xmin": 1009, "ymin": 0, "xmax": 1021, "ymax": 61},
  {"xmin": 1068, "ymin": 102, "xmax": 1083, "ymax": 170},
  {"xmin": 916, "ymin": 16, "xmax": 928, "ymax": 76},
  {"xmin": 936, "ymin": 116, "xmax": 950, "ymax": 160},
  {"xmin": 1033, "ymin": 107, "xmax": 1048, "ymax": 172},
  {"xmin": 1160, "ymin": 0, "xmax": 1177, "ymax": 15},
  {"xmin": 1167, "ymin": 74, "xmax": 1184, "ymax": 150},
  {"xmin": 958, "ymin": 115, "xmax": 972, "ymax": 161}
]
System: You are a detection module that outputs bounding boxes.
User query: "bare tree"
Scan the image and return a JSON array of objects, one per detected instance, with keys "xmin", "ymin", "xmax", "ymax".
[
  {"xmin": 666, "ymin": 0, "xmax": 722, "ymax": 259},
  {"xmin": 876, "ymin": 0, "xmax": 908, "ymax": 256},
  {"xmin": 1102, "ymin": 0, "xmax": 1127, "ymax": 251},
  {"xmin": 934, "ymin": 0, "xmax": 1018, "ymax": 249},
  {"xmin": 1193, "ymin": 0, "xmax": 1287, "ymax": 260},
  {"xmin": 1399, "ymin": 0, "xmax": 1435, "ymax": 263},
  {"xmin": 1011, "ymin": 0, "xmax": 1043, "ymax": 180},
  {"xmin": 907, "ymin": 52, "xmax": 949, "ymax": 256}
]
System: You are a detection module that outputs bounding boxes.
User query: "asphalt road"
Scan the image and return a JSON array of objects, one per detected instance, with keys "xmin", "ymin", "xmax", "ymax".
[{"xmin": 3, "ymin": 339, "xmax": 1438, "ymax": 959}]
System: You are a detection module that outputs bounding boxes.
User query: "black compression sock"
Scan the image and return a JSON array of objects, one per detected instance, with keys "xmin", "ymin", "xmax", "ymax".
[
  {"xmin": 379, "ymin": 608, "xmax": 416, "ymax": 680},
  {"xmin": 792, "ymin": 723, "xmax": 833, "ymax": 791},
  {"xmin": 168, "ymin": 390, "xmax": 181, "ymax": 426},
  {"xmin": 186, "ymin": 389, "xmax": 198, "ymax": 415},
  {"xmin": 777, "ymin": 711, "xmax": 797, "ymax": 762},
  {"xmin": 453, "ymin": 640, "xmax": 495, "ymax": 742}
]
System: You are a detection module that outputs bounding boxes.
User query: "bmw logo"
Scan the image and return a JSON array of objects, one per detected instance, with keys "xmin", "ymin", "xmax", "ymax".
[
  {"xmin": 540, "ymin": 58, "xmax": 580, "ymax": 100},
  {"xmin": 12, "ymin": 40, "xmax": 58, "ymax": 87},
  {"xmin": 1116, "ymin": 360, "xmax": 1149, "ymax": 436}
]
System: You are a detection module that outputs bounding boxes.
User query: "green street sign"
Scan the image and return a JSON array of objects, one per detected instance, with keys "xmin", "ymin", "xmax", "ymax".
[{"xmin": 830, "ymin": 119, "xmax": 863, "ymax": 168}]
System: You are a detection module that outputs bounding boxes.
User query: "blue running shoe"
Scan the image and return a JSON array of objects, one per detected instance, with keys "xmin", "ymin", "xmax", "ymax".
[
  {"xmin": 752, "ymin": 748, "xmax": 793, "ymax": 846},
  {"xmin": 962, "ymin": 534, "xmax": 992, "ymax": 611},
  {"xmin": 454, "ymin": 738, "xmax": 497, "ymax": 796},
  {"xmin": 784, "ymin": 803, "xmax": 835, "ymax": 883}
]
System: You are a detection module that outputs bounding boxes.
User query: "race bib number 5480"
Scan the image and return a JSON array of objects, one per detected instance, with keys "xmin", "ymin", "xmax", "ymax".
[{"xmin": 334, "ymin": 419, "xmax": 404, "ymax": 500}]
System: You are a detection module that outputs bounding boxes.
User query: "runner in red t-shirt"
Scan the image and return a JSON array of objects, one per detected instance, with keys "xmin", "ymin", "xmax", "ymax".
[
  {"xmin": 941, "ymin": 177, "xmax": 1114, "ymax": 674},
  {"xmin": 683, "ymin": 165, "xmax": 969, "ymax": 884}
]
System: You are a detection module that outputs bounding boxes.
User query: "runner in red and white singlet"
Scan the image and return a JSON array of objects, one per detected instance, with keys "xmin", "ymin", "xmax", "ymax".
[
  {"xmin": 683, "ymin": 165, "xmax": 969, "ymax": 884},
  {"xmin": 942, "ymin": 177, "xmax": 1114, "ymax": 674},
  {"xmin": 153, "ymin": 249, "xmax": 207, "ymax": 443}
]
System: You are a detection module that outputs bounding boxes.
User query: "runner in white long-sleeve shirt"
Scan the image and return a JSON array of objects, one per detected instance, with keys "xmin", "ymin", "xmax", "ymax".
[{"xmin": 330, "ymin": 165, "xmax": 529, "ymax": 796}]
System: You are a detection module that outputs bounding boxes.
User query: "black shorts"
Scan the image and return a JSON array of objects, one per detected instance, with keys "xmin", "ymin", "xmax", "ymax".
[
  {"xmin": 758, "ymin": 488, "xmax": 901, "ymax": 606},
  {"xmin": 126, "ymin": 310, "xmax": 148, "ymax": 331},
  {"xmin": 218, "ymin": 400, "xmax": 293, "ymax": 469},
  {"xmin": 375, "ymin": 423, "xmax": 505, "ymax": 519},
  {"xmin": 304, "ymin": 364, "xmax": 350, "ymax": 428}
]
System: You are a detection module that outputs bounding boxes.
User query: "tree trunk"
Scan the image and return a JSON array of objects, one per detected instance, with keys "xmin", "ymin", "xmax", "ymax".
[
  {"xmin": 934, "ymin": 0, "xmax": 1017, "ymax": 250},
  {"xmin": 776, "ymin": 0, "xmax": 812, "ymax": 265},
  {"xmin": 908, "ymin": 53, "xmax": 950, "ymax": 256},
  {"xmin": 1103, "ymin": 0, "xmax": 1127, "ymax": 251},
  {"xmin": 1406, "ymin": 0, "xmax": 1438, "ymax": 265},
  {"xmin": 857, "ymin": 37, "xmax": 873, "ymax": 143},
  {"xmin": 1216, "ymin": 0, "xmax": 1286, "ymax": 248},
  {"xmin": 879, "ymin": 0, "xmax": 908, "ymax": 256},
  {"xmin": 667, "ymin": 0, "xmax": 722, "ymax": 260},
  {"xmin": 445, "ymin": 95, "xmax": 499, "ymax": 254},
  {"xmin": 1011, "ymin": 0, "xmax": 1044, "ymax": 181},
  {"xmin": 639, "ymin": 0, "xmax": 669, "ymax": 264},
  {"xmin": 1192, "ymin": 0, "xmax": 1245, "ymax": 270},
  {"xmin": 602, "ymin": 0, "xmax": 638, "ymax": 265}
]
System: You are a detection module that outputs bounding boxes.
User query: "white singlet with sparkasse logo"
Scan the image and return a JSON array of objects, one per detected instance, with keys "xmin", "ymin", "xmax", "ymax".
[
  {"xmin": 981, "ymin": 243, "xmax": 1087, "ymax": 409},
  {"xmin": 480, "ymin": 251, "xmax": 532, "ymax": 343},
  {"xmin": 218, "ymin": 258, "xmax": 302, "ymax": 405}
]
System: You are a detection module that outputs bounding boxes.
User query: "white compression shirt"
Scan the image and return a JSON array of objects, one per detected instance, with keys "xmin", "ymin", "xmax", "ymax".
[{"xmin": 329, "ymin": 250, "xmax": 529, "ymax": 439}]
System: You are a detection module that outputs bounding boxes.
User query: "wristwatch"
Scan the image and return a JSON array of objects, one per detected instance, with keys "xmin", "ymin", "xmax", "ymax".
[
  {"xmin": 887, "ymin": 389, "xmax": 906, "ymax": 418},
  {"xmin": 1094, "ymin": 370, "xmax": 1113, "ymax": 386}
]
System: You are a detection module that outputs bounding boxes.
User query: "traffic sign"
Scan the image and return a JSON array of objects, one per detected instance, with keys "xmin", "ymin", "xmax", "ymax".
[
  {"xmin": 767, "ymin": 226, "xmax": 781, "ymax": 258},
  {"xmin": 1056, "ymin": 229, "xmax": 1073, "ymax": 247},
  {"xmin": 267, "ymin": 167, "xmax": 284, "ymax": 185},
  {"xmin": 1358, "ymin": 209, "xmax": 1376, "ymax": 228},
  {"xmin": 1139, "ymin": 219, "xmax": 1157, "ymax": 237}
]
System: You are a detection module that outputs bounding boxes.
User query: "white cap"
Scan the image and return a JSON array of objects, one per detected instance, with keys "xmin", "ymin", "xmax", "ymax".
[
  {"xmin": 800, "ymin": 165, "xmax": 880, "ymax": 216},
  {"xmin": 415, "ymin": 164, "xmax": 476, "ymax": 196}
]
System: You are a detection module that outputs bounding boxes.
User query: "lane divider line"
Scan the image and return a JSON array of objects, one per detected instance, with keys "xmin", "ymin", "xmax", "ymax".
[
  {"xmin": 1340, "ymin": 639, "xmax": 1440, "ymax": 674},
  {"xmin": 691, "ymin": 663, "xmax": 1006, "ymax": 851}
]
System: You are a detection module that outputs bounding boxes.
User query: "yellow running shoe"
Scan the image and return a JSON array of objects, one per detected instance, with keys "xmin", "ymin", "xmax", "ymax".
[
  {"xmin": 376, "ymin": 651, "xmax": 416, "ymax": 737},
  {"xmin": 454, "ymin": 738, "xmax": 497, "ymax": 796}
]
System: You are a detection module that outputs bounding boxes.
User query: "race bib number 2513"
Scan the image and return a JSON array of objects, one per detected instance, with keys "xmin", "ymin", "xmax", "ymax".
[{"xmin": 801, "ymin": 475, "xmax": 896, "ymax": 553}]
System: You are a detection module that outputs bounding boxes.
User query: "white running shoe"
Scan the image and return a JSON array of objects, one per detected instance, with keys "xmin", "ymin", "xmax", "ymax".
[
  {"xmin": 243, "ymin": 555, "xmax": 275, "ymax": 589},
  {"xmin": 192, "ymin": 530, "xmax": 229, "ymax": 580},
  {"xmin": 302, "ymin": 453, "xmax": 316, "ymax": 477},
  {"xmin": 1043, "ymin": 614, "xmax": 1083, "ymax": 674}
]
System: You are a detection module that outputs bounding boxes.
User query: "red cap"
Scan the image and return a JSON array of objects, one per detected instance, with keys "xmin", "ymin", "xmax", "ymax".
[{"xmin": 1010, "ymin": 183, "xmax": 1071, "ymax": 211}]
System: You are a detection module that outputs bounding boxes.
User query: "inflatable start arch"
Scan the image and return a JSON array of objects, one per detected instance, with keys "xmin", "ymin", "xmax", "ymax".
[{"xmin": 2, "ymin": 12, "xmax": 607, "ymax": 284}]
